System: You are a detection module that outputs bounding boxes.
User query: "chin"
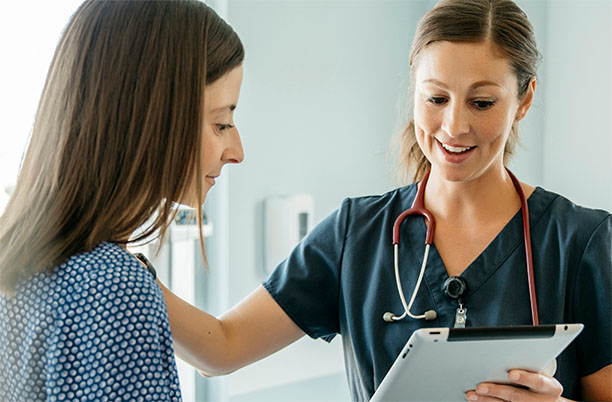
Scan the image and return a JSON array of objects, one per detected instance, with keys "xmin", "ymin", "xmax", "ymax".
[
  {"xmin": 182, "ymin": 194, "xmax": 208, "ymax": 210},
  {"xmin": 432, "ymin": 164, "xmax": 478, "ymax": 183}
]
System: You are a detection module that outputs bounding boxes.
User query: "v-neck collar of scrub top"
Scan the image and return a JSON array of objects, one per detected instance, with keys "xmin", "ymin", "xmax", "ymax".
[{"xmin": 400, "ymin": 186, "xmax": 553, "ymax": 322}]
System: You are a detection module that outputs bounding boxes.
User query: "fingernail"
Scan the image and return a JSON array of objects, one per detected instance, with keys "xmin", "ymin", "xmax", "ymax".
[
  {"xmin": 509, "ymin": 371, "xmax": 520, "ymax": 381},
  {"xmin": 468, "ymin": 394, "xmax": 479, "ymax": 401},
  {"xmin": 477, "ymin": 386, "xmax": 488, "ymax": 394}
]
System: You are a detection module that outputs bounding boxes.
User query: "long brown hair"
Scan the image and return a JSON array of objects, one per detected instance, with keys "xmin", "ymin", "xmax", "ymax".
[
  {"xmin": 0, "ymin": 0, "xmax": 244, "ymax": 294},
  {"xmin": 394, "ymin": 0, "xmax": 541, "ymax": 184}
]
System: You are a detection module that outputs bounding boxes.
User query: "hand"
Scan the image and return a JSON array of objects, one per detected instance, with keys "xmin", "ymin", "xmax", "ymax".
[{"xmin": 465, "ymin": 369, "xmax": 565, "ymax": 402}]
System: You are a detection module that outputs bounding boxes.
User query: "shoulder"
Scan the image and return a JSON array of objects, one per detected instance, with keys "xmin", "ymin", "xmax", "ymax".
[
  {"xmin": 530, "ymin": 187, "xmax": 611, "ymax": 263},
  {"xmin": 305, "ymin": 185, "xmax": 418, "ymax": 245},
  {"xmin": 338, "ymin": 185, "xmax": 418, "ymax": 220},
  {"xmin": 56, "ymin": 242, "xmax": 156, "ymax": 288},
  {"xmin": 48, "ymin": 242, "xmax": 171, "ymax": 356},
  {"xmin": 8, "ymin": 242, "xmax": 157, "ymax": 308},
  {"xmin": 51, "ymin": 242, "xmax": 165, "ymax": 319},
  {"xmin": 531, "ymin": 187, "xmax": 610, "ymax": 234},
  {"xmin": 296, "ymin": 186, "xmax": 417, "ymax": 253}
]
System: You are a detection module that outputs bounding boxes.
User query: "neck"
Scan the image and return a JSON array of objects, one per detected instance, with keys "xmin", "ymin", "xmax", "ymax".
[
  {"xmin": 423, "ymin": 165, "xmax": 521, "ymax": 224},
  {"xmin": 116, "ymin": 240, "xmax": 129, "ymax": 251}
]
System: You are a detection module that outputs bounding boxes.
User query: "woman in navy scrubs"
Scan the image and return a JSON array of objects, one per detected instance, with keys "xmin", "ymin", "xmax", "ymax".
[{"xmin": 160, "ymin": 0, "xmax": 611, "ymax": 400}]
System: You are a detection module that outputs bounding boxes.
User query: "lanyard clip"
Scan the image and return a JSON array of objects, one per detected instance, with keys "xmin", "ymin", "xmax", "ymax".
[{"xmin": 454, "ymin": 300, "xmax": 467, "ymax": 328}]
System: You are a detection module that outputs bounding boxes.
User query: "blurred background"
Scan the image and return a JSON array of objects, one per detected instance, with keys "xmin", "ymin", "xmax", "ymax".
[{"xmin": 1, "ymin": 1, "xmax": 610, "ymax": 401}]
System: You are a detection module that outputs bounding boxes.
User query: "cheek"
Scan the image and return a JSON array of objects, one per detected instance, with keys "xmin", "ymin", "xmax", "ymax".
[
  {"xmin": 201, "ymin": 127, "xmax": 220, "ymax": 165},
  {"xmin": 481, "ymin": 97, "xmax": 519, "ymax": 138},
  {"xmin": 413, "ymin": 101, "xmax": 440, "ymax": 134},
  {"xmin": 477, "ymin": 110, "xmax": 513, "ymax": 146},
  {"xmin": 413, "ymin": 102, "xmax": 438, "ymax": 151}
]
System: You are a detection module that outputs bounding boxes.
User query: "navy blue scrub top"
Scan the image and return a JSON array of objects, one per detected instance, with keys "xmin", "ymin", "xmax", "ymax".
[{"xmin": 263, "ymin": 185, "xmax": 612, "ymax": 401}]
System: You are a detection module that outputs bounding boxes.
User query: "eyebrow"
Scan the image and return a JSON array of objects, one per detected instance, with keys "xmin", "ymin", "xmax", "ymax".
[
  {"xmin": 211, "ymin": 104, "xmax": 237, "ymax": 113},
  {"xmin": 422, "ymin": 79, "xmax": 501, "ymax": 90}
]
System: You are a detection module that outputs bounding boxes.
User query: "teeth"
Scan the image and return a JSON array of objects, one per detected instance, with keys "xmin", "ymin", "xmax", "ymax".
[{"xmin": 441, "ymin": 143, "xmax": 472, "ymax": 153}]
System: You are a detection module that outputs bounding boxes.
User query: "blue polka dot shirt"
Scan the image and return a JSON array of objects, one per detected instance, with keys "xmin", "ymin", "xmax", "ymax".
[{"xmin": 0, "ymin": 242, "xmax": 182, "ymax": 401}]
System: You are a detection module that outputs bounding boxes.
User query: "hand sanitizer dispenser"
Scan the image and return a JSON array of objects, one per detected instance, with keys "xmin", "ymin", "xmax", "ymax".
[{"xmin": 264, "ymin": 193, "xmax": 314, "ymax": 274}]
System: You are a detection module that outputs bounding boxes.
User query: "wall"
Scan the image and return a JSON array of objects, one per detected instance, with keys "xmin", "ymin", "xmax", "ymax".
[
  {"xmin": 508, "ymin": 0, "xmax": 548, "ymax": 185},
  {"xmin": 541, "ymin": 0, "xmax": 612, "ymax": 212},
  {"xmin": 204, "ymin": 1, "xmax": 432, "ymax": 400},
  {"xmin": 0, "ymin": 0, "xmax": 84, "ymax": 211}
]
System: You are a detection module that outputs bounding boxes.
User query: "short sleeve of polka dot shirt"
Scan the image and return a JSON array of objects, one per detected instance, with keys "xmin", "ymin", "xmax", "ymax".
[{"xmin": 0, "ymin": 242, "xmax": 182, "ymax": 401}]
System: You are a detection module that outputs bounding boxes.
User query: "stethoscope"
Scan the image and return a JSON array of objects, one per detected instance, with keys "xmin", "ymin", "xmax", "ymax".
[{"xmin": 383, "ymin": 169, "xmax": 540, "ymax": 327}]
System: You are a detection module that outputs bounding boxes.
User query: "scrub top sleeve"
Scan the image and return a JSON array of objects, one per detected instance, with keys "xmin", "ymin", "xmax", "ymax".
[
  {"xmin": 263, "ymin": 199, "xmax": 351, "ymax": 342},
  {"xmin": 571, "ymin": 214, "xmax": 612, "ymax": 377}
]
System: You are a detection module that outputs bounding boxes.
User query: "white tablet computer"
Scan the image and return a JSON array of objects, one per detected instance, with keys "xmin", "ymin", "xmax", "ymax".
[{"xmin": 370, "ymin": 324, "xmax": 583, "ymax": 402}]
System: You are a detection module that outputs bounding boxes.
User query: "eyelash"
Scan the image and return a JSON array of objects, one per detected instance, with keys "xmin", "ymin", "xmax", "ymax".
[
  {"xmin": 216, "ymin": 124, "xmax": 234, "ymax": 132},
  {"xmin": 426, "ymin": 97, "xmax": 496, "ymax": 110}
]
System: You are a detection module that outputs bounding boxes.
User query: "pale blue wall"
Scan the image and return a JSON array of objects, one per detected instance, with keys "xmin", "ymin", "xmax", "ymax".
[
  {"xmin": 540, "ymin": 0, "xmax": 611, "ymax": 212},
  {"xmin": 508, "ymin": 0, "xmax": 548, "ymax": 185},
  {"xmin": 204, "ymin": 1, "xmax": 432, "ymax": 400}
]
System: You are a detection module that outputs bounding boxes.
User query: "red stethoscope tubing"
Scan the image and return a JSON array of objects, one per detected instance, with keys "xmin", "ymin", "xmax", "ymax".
[
  {"xmin": 507, "ymin": 169, "xmax": 539, "ymax": 326},
  {"xmin": 392, "ymin": 169, "xmax": 539, "ymax": 326}
]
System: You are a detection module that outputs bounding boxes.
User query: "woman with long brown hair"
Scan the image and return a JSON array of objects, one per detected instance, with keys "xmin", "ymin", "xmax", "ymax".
[{"xmin": 0, "ymin": 1, "xmax": 244, "ymax": 400}]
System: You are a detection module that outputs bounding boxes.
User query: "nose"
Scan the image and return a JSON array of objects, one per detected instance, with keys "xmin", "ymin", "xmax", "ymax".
[
  {"xmin": 441, "ymin": 101, "xmax": 470, "ymax": 137},
  {"xmin": 222, "ymin": 128, "xmax": 244, "ymax": 164}
]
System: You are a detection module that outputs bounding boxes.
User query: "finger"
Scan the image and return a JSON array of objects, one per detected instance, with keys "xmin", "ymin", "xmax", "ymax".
[
  {"xmin": 507, "ymin": 370, "xmax": 563, "ymax": 395},
  {"xmin": 465, "ymin": 389, "xmax": 505, "ymax": 401},
  {"xmin": 472, "ymin": 382, "xmax": 538, "ymax": 402}
]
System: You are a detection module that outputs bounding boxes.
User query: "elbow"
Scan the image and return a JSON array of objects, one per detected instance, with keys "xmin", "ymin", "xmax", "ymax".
[
  {"xmin": 197, "ymin": 369, "xmax": 214, "ymax": 378},
  {"xmin": 196, "ymin": 364, "xmax": 239, "ymax": 378},
  {"xmin": 189, "ymin": 337, "xmax": 244, "ymax": 377},
  {"xmin": 176, "ymin": 349, "xmax": 241, "ymax": 377}
]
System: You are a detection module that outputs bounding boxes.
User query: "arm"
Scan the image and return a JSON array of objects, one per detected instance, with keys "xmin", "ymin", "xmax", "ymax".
[
  {"xmin": 464, "ymin": 364, "xmax": 611, "ymax": 401},
  {"xmin": 159, "ymin": 281, "xmax": 305, "ymax": 376},
  {"xmin": 581, "ymin": 365, "xmax": 612, "ymax": 401},
  {"xmin": 161, "ymin": 200, "xmax": 351, "ymax": 375}
]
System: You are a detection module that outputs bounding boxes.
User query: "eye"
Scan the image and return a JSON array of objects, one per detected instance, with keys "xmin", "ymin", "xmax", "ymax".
[
  {"xmin": 215, "ymin": 123, "xmax": 234, "ymax": 132},
  {"xmin": 471, "ymin": 100, "xmax": 496, "ymax": 110},
  {"xmin": 426, "ymin": 97, "xmax": 448, "ymax": 106}
]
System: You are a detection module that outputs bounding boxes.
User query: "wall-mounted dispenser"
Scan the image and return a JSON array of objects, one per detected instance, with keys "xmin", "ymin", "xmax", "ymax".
[{"xmin": 264, "ymin": 193, "xmax": 314, "ymax": 274}]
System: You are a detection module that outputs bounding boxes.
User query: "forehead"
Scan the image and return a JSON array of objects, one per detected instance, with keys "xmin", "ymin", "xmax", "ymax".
[
  {"xmin": 204, "ymin": 66, "xmax": 243, "ymax": 113},
  {"xmin": 414, "ymin": 40, "xmax": 517, "ymax": 90}
]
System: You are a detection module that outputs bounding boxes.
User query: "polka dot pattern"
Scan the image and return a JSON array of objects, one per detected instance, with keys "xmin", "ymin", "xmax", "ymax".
[{"xmin": 0, "ymin": 242, "xmax": 182, "ymax": 401}]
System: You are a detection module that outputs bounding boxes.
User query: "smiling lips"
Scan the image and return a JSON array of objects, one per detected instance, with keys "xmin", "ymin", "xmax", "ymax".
[
  {"xmin": 440, "ymin": 142, "xmax": 474, "ymax": 153},
  {"xmin": 436, "ymin": 138, "xmax": 476, "ymax": 163}
]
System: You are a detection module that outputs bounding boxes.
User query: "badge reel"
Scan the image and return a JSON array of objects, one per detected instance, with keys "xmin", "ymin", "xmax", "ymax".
[{"xmin": 442, "ymin": 276, "xmax": 468, "ymax": 328}]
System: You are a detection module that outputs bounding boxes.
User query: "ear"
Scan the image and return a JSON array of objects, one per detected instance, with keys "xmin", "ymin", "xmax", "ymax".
[{"xmin": 515, "ymin": 78, "xmax": 536, "ymax": 122}]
